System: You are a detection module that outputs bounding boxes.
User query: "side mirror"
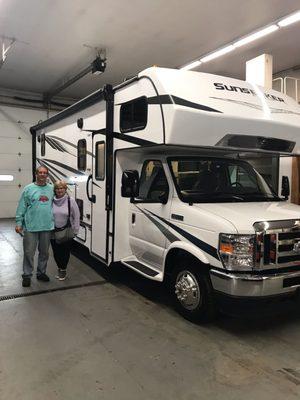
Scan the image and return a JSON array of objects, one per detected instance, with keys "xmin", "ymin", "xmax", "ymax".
[
  {"xmin": 121, "ymin": 170, "xmax": 139, "ymax": 198},
  {"xmin": 281, "ymin": 176, "xmax": 290, "ymax": 200}
]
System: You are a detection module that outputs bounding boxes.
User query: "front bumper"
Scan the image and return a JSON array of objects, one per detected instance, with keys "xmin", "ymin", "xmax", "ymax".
[{"xmin": 210, "ymin": 268, "xmax": 300, "ymax": 297}]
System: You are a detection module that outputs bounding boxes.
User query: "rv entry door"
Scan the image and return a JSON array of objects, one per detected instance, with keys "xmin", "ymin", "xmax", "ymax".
[{"xmin": 90, "ymin": 136, "xmax": 107, "ymax": 261}]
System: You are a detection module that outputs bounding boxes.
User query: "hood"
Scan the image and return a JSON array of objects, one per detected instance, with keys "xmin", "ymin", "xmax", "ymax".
[{"xmin": 193, "ymin": 201, "xmax": 300, "ymax": 233}]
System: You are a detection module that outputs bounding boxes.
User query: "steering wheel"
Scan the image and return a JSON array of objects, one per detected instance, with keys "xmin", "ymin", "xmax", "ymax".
[{"xmin": 230, "ymin": 181, "xmax": 244, "ymax": 188}]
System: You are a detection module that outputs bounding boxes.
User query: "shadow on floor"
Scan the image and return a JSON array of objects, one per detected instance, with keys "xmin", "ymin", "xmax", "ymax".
[{"xmin": 72, "ymin": 241, "xmax": 300, "ymax": 331}]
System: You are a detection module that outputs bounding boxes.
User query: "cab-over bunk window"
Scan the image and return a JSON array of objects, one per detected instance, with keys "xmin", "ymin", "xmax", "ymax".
[{"xmin": 120, "ymin": 96, "xmax": 148, "ymax": 133}]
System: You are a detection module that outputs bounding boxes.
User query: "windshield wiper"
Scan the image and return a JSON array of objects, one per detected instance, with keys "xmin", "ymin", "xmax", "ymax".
[
  {"xmin": 239, "ymin": 192, "xmax": 280, "ymax": 200},
  {"xmin": 181, "ymin": 191, "xmax": 245, "ymax": 202},
  {"xmin": 212, "ymin": 192, "xmax": 245, "ymax": 201}
]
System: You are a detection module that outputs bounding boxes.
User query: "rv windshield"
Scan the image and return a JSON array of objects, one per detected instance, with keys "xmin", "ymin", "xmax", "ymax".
[{"xmin": 169, "ymin": 158, "xmax": 280, "ymax": 203}]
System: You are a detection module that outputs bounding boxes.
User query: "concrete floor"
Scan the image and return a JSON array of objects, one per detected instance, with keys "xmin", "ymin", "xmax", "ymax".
[{"xmin": 1, "ymin": 219, "xmax": 300, "ymax": 399}]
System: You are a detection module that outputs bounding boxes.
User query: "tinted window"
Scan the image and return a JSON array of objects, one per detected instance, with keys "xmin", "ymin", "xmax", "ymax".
[
  {"xmin": 216, "ymin": 134, "xmax": 295, "ymax": 153},
  {"xmin": 76, "ymin": 199, "xmax": 83, "ymax": 220},
  {"xmin": 77, "ymin": 139, "xmax": 86, "ymax": 171},
  {"xmin": 95, "ymin": 141, "xmax": 105, "ymax": 180},
  {"xmin": 245, "ymin": 156, "xmax": 279, "ymax": 192},
  {"xmin": 139, "ymin": 160, "xmax": 169, "ymax": 202},
  {"xmin": 120, "ymin": 97, "xmax": 147, "ymax": 133},
  {"xmin": 170, "ymin": 158, "xmax": 279, "ymax": 203},
  {"xmin": 41, "ymin": 134, "xmax": 45, "ymax": 156}
]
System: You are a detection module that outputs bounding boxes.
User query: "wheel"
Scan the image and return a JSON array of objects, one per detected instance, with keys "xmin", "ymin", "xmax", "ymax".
[{"xmin": 170, "ymin": 259, "xmax": 216, "ymax": 322}]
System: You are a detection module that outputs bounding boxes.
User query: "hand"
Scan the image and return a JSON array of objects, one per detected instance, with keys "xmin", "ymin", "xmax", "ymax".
[{"xmin": 15, "ymin": 226, "xmax": 23, "ymax": 234}]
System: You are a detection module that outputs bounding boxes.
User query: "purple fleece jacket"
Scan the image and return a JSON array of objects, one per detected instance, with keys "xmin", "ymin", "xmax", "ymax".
[{"xmin": 52, "ymin": 195, "xmax": 80, "ymax": 234}]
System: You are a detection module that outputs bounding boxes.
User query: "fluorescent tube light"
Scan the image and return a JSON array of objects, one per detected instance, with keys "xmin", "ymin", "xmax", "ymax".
[
  {"xmin": 179, "ymin": 9, "xmax": 300, "ymax": 70},
  {"xmin": 278, "ymin": 11, "xmax": 300, "ymax": 27},
  {"xmin": 200, "ymin": 45, "xmax": 235, "ymax": 63},
  {"xmin": 180, "ymin": 60, "xmax": 202, "ymax": 70},
  {"xmin": 234, "ymin": 25, "xmax": 278, "ymax": 48},
  {"xmin": 0, "ymin": 175, "xmax": 13, "ymax": 181}
]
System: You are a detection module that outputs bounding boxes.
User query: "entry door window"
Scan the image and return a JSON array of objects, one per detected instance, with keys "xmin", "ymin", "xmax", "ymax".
[{"xmin": 95, "ymin": 141, "xmax": 105, "ymax": 180}]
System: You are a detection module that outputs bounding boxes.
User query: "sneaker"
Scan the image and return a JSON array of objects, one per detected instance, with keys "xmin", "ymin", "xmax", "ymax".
[
  {"xmin": 22, "ymin": 277, "xmax": 31, "ymax": 287},
  {"xmin": 56, "ymin": 269, "xmax": 67, "ymax": 281},
  {"xmin": 37, "ymin": 273, "xmax": 50, "ymax": 282}
]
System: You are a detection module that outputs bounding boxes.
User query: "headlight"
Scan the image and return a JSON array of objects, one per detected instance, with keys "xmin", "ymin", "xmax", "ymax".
[{"xmin": 219, "ymin": 234, "xmax": 255, "ymax": 270}]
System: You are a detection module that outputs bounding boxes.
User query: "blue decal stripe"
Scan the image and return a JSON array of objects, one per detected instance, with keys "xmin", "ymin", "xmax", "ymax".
[
  {"xmin": 135, "ymin": 206, "xmax": 179, "ymax": 243},
  {"xmin": 145, "ymin": 209, "xmax": 219, "ymax": 260}
]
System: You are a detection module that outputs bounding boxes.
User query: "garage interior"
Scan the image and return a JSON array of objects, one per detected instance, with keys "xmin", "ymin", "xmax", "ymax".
[{"xmin": 1, "ymin": 1, "xmax": 300, "ymax": 399}]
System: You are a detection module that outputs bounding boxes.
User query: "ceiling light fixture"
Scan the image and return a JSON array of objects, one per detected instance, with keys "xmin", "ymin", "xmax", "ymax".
[
  {"xmin": 200, "ymin": 45, "xmax": 235, "ymax": 63},
  {"xmin": 179, "ymin": 9, "xmax": 300, "ymax": 71},
  {"xmin": 0, "ymin": 175, "xmax": 13, "ymax": 181},
  {"xmin": 181, "ymin": 60, "xmax": 202, "ymax": 71},
  {"xmin": 233, "ymin": 25, "xmax": 278, "ymax": 48},
  {"xmin": 278, "ymin": 10, "xmax": 300, "ymax": 27}
]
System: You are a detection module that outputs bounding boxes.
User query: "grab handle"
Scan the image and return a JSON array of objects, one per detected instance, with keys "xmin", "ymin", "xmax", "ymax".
[{"xmin": 86, "ymin": 174, "xmax": 96, "ymax": 203}]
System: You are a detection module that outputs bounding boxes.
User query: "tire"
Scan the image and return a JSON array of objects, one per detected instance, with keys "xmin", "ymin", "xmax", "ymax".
[{"xmin": 170, "ymin": 258, "xmax": 216, "ymax": 323}]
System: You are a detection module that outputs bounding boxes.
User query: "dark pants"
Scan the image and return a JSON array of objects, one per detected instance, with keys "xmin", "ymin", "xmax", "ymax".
[{"xmin": 50, "ymin": 239, "xmax": 72, "ymax": 270}]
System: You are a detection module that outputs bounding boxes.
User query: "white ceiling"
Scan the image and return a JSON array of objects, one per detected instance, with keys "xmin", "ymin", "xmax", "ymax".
[{"xmin": 1, "ymin": 0, "xmax": 300, "ymax": 99}]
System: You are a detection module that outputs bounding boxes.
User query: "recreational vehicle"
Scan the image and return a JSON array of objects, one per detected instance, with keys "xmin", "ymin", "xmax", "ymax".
[{"xmin": 31, "ymin": 67, "xmax": 300, "ymax": 321}]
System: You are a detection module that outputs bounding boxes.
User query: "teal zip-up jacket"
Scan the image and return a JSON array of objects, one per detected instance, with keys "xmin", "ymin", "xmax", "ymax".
[{"xmin": 16, "ymin": 183, "xmax": 54, "ymax": 232}]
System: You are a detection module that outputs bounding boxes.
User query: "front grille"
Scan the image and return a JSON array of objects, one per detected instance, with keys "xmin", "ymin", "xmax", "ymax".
[
  {"xmin": 279, "ymin": 232, "xmax": 300, "ymax": 240},
  {"xmin": 277, "ymin": 230, "xmax": 300, "ymax": 265},
  {"xmin": 283, "ymin": 276, "xmax": 300, "ymax": 288},
  {"xmin": 278, "ymin": 254, "xmax": 300, "ymax": 264},
  {"xmin": 254, "ymin": 220, "xmax": 300, "ymax": 269}
]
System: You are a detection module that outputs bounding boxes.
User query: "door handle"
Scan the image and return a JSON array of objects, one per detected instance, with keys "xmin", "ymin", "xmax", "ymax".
[
  {"xmin": 132, "ymin": 213, "xmax": 136, "ymax": 224},
  {"xmin": 86, "ymin": 174, "xmax": 96, "ymax": 203}
]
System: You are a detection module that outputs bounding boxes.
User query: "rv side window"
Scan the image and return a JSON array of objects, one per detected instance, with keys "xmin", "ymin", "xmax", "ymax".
[
  {"xmin": 120, "ymin": 97, "xmax": 147, "ymax": 133},
  {"xmin": 138, "ymin": 160, "xmax": 169, "ymax": 202},
  {"xmin": 95, "ymin": 141, "xmax": 105, "ymax": 180},
  {"xmin": 77, "ymin": 139, "xmax": 87, "ymax": 171},
  {"xmin": 40, "ymin": 134, "xmax": 46, "ymax": 156}
]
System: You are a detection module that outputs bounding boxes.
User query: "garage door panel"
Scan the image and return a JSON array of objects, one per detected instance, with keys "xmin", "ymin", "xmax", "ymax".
[
  {"xmin": 0, "ymin": 139, "xmax": 31, "ymax": 154},
  {"xmin": 0, "ymin": 154, "xmax": 31, "ymax": 170},
  {"xmin": 0, "ymin": 201, "xmax": 18, "ymax": 219},
  {"xmin": 0, "ymin": 122, "xmax": 31, "ymax": 139},
  {"xmin": 0, "ymin": 186, "xmax": 24, "ymax": 200}
]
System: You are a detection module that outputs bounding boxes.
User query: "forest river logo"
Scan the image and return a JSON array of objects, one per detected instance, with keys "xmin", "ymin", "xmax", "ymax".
[
  {"xmin": 214, "ymin": 82, "xmax": 285, "ymax": 103},
  {"xmin": 293, "ymin": 241, "xmax": 300, "ymax": 253}
]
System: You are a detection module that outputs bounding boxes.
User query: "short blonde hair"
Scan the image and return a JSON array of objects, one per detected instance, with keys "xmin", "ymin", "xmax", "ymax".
[{"xmin": 54, "ymin": 180, "xmax": 68, "ymax": 191}]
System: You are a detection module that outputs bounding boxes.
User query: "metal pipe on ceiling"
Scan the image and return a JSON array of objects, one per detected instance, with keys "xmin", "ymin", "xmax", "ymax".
[{"xmin": 44, "ymin": 56, "xmax": 106, "ymax": 104}]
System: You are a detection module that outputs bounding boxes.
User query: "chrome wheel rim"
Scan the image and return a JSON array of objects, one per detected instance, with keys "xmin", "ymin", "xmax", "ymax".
[{"xmin": 175, "ymin": 270, "xmax": 201, "ymax": 310}]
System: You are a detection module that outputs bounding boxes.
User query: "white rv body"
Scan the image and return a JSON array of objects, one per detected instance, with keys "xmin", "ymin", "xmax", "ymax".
[{"xmin": 31, "ymin": 67, "xmax": 300, "ymax": 320}]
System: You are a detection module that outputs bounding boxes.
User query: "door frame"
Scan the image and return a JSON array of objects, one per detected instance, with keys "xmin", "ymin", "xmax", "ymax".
[{"xmin": 292, "ymin": 156, "xmax": 300, "ymax": 205}]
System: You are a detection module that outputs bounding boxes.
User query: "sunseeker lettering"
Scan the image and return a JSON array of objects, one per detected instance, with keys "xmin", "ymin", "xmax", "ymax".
[{"xmin": 214, "ymin": 83, "xmax": 285, "ymax": 103}]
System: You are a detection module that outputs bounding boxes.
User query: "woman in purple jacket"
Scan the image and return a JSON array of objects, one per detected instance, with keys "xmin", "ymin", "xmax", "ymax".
[{"xmin": 51, "ymin": 181, "xmax": 80, "ymax": 280}]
